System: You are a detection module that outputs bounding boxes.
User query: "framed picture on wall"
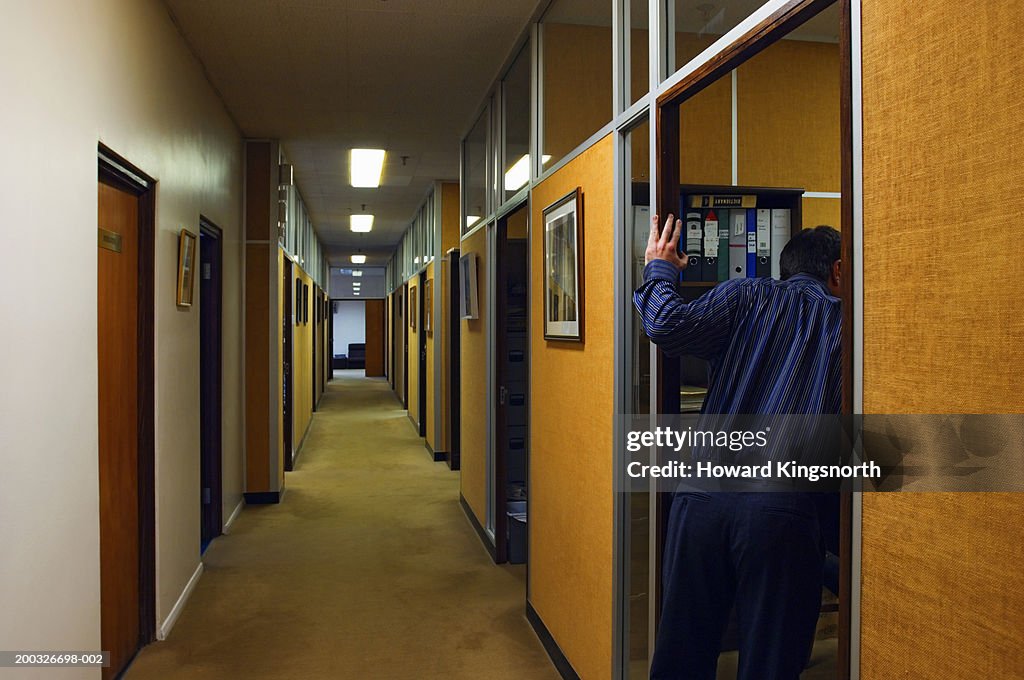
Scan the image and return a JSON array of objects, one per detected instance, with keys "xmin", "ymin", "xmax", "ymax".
[
  {"xmin": 176, "ymin": 229, "xmax": 198, "ymax": 307},
  {"xmin": 542, "ymin": 188, "xmax": 584, "ymax": 341},
  {"xmin": 295, "ymin": 278, "xmax": 302, "ymax": 326},
  {"xmin": 459, "ymin": 252, "xmax": 479, "ymax": 320},
  {"xmin": 409, "ymin": 285, "xmax": 417, "ymax": 331},
  {"xmin": 424, "ymin": 278, "xmax": 434, "ymax": 335},
  {"xmin": 303, "ymin": 282, "xmax": 309, "ymax": 324}
]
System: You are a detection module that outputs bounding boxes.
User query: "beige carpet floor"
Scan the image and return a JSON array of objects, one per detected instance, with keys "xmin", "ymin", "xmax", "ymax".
[{"xmin": 128, "ymin": 374, "xmax": 559, "ymax": 680}]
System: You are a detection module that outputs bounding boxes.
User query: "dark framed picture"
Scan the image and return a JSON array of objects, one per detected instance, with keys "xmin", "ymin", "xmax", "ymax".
[
  {"xmin": 303, "ymin": 282, "xmax": 309, "ymax": 324},
  {"xmin": 459, "ymin": 252, "xmax": 479, "ymax": 320},
  {"xmin": 409, "ymin": 285, "xmax": 417, "ymax": 331},
  {"xmin": 542, "ymin": 187, "xmax": 584, "ymax": 341},
  {"xmin": 176, "ymin": 229, "xmax": 198, "ymax": 307},
  {"xmin": 295, "ymin": 277, "xmax": 302, "ymax": 326},
  {"xmin": 424, "ymin": 278, "xmax": 434, "ymax": 335}
]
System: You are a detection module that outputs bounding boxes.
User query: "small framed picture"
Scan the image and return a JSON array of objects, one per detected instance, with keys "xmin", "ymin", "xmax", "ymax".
[
  {"xmin": 303, "ymin": 282, "xmax": 309, "ymax": 324},
  {"xmin": 459, "ymin": 252, "xmax": 479, "ymax": 320},
  {"xmin": 295, "ymin": 278, "xmax": 302, "ymax": 326},
  {"xmin": 424, "ymin": 278, "xmax": 434, "ymax": 335},
  {"xmin": 409, "ymin": 285, "xmax": 417, "ymax": 330},
  {"xmin": 176, "ymin": 229, "xmax": 198, "ymax": 307},
  {"xmin": 542, "ymin": 188, "xmax": 584, "ymax": 341}
]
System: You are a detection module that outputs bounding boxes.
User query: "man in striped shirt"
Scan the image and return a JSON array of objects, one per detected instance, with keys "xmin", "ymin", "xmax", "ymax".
[{"xmin": 634, "ymin": 214, "xmax": 842, "ymax": 680}]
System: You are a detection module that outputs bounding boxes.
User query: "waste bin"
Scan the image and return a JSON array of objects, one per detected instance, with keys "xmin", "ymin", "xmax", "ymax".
[{"xmin": 506, "ymin": 501, "xmax": 527, "ymax": 564}]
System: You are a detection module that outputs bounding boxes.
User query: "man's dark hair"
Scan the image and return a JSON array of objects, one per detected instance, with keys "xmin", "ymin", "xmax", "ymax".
[{"xmin": 779, "ymin": 225, "xmax": 840, "ymax": 282}]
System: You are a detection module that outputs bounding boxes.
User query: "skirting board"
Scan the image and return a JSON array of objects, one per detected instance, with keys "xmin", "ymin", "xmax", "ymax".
[
  {"xmin": 526, "ymin": 601, "xmax": 581, "ymax": 680},
  {"xmin": 459, "ymin": 494, "xmax": 496, "ymax": 563},
  {"xmin": 159, "ymin": 562, "xmax": 204, "ymax": 640},
  {"xmin": 244, "ymin": 490, "xmax": 282, "ymax": 504},
  {"xmin": 223, "ymin": 498, "xmax": 244, "ymax": 533},
  {"xmin": 425, "ymin": 442, "xmax": 445, "ymax": 462}
]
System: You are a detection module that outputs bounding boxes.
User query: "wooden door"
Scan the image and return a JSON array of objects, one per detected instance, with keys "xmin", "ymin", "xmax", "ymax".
[
  {"xmin": 364, "ymin": 299, "xmax": 385, "ymax": 377},
  {"xmin": 98, "ymin": 181, "xmax": 141, "ymax": 678}
]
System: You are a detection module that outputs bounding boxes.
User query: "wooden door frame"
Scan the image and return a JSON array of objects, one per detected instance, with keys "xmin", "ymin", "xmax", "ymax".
[
  {"xmin": 403, "ymin": 283, "xmax": 409, "ymax": 408},
  {"xmin": 653, "ymin": 0, "xmax": 855, "ymax": 676},
  {"xmin": 98, "ymin": 143, "xmax": 156, "ymax": 646},
  {"xmin": 198, "ymin": 218, "xmax": 224, "ymax": 548}
]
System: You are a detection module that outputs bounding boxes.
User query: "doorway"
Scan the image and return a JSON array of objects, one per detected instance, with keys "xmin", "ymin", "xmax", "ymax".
[
  {"xmin": 97, "ymin": 146, "xmax": 156, "ymax": 678},
  {"xmin": 199, "ymin": 220, "xmax": 223, "ymax": 552},
  {"xmin": 282, "ymin": 260, "xmax": 294, "ymax": 471},
  {"xmin": 447, "ymin": 248, "xmax": 462, "ymax": 471},
  {"xmin": 417, "ymin": 272, "xmax": 428, "ymax": 436},
  {"xmin": 643, "ymin": 1, "xmax": 855, "ymax": 677},
  {"xmin": 403, "ymin": 282, "xmax": 410, "ymax": 407},
  {"xmin": 493, "ymin": 203, "xmax": 530, "ymax": 564}
]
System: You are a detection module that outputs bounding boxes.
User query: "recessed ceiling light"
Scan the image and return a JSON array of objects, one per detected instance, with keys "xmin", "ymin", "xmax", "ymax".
[
  {"xmin": 350, "ymin": 149, "xmax": 386, "ymax": 188},
  {"xmin": 352, "ymin": 281, "xmax": 361, "ymax": 287},
  {"xmin": 350, "ymin": 214, "xmax": 374, "ymax": 232},
  {"xmin": 352, "ymin": 270, "xmax": 363, "ymax": 277},
  {"xmin": 351, "ymin": 254, "xmax": 367, "ymax": 264},
  {"xmin": 353, "ymin": 291, "xmax": 361, "ymax": 295}
]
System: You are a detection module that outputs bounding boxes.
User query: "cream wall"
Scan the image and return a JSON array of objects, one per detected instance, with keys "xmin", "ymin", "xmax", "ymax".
[{"xmin": 0, "ymin": 0, "xmax": 244, "ymax": 660}]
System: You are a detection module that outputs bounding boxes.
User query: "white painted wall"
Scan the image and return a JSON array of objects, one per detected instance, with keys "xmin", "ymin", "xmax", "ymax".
[
  {"xmin": 334, "ymin": 301, "xmax": 367, "ymax": 357},
  {"xmin": 0, "ymin": 0, "xmax": 244, "ymax": 661}
]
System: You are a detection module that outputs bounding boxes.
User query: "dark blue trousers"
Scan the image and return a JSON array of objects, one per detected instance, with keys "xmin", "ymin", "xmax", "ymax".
[{"xmin": 650, "ymin": 492, "xmax": 825, "ymax": 680}]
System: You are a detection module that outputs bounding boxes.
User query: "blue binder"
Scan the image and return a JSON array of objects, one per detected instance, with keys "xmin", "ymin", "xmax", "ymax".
[{"xmin": 746, "ymin": 208, "xmax": 757, "ymax": 278}]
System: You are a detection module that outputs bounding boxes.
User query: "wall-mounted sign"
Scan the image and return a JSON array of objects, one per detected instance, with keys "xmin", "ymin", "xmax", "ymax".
[
  {"xmin": 97, "ymin": 228, "xmax": 122, "ymax": 253},
  {"xmin": 689, "ymin": 194, "xmax": 757, "ymax": 209}
]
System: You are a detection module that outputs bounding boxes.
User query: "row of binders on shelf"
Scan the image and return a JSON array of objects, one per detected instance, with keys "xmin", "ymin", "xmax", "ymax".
[{"xmin": 678, "ymin": 202, "xmax": 792, "ymax": 283}]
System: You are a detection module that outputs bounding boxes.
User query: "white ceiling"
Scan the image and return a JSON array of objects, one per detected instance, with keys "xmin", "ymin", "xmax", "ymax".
[{"xmin": 164, "ymin": 0, "xmax": 538, "ymax": 265}]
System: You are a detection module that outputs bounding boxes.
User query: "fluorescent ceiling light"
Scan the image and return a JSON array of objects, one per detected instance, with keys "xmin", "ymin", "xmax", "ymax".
[
  {"xmin": 465, "ymin": 215, "xmax": 480, "ymax": 228},
  {"xmin": 350, "ymin": 214, "xmax": 374, "ymax": 232},
  {"xmin": 350, "ymin": 149, "xmax": 386, "ymax": 188},
  {"xmin": 503, "ymin": 155, "xmax": 551, "ymax": 191},
  {"xmin": 353, "ymin": 291, "xmax": 361, "ymax": 295},
  {"xmin": 352, "ymin": 270, "xmax": 363, "ymax": 277},
  {"xmin": 352, "ymin": 281, "xmax": 361, "ymax": 287},
  {"xmin": 351, "ymin": 254, "xmax": 367, "ymax": 264}
]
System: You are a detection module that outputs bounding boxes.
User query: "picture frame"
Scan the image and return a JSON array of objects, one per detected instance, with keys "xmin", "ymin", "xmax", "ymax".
[
  {"xmin": 295, "ymin": 278, "xmax": 302, "ymax": 326},
  {"xmin": 176, "ymin": 228, "xmax": 198, "ymax": 307},
  {"xmin": 542, "ymin": 187, "xmax": 584, "ymax": 341},
  {"xmin": 459, "ymin": 251, "xmax": 479, "ymax": 320},
  {"xmin": 303, "ymin": 282, "xmax": 309, "ymax": 324},
  {"xmin": 409, "ymin": 285, "xmax": 417, "ymax": 330},
  {"xmin": 424, "ymin": 278, "xmax": 434, "ymax": 335}
]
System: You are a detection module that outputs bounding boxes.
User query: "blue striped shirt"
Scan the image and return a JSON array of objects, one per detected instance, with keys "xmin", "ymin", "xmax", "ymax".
[{"xmin": 633, "ymin": 259, "xmax": 842, "ymax": 416}]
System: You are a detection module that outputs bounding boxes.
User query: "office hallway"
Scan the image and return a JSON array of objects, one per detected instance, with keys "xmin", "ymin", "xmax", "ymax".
[{"xmin": 129, "ymin": 374, "xmax": 559, "ymax": 680}]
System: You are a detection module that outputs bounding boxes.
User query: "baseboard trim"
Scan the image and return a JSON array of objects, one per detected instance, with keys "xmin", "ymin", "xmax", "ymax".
[
  {"xmin": 425, "ymin": 443, "xmax": 445, "ymax": 462},
  {"xmin": 223, "ymin": 498, "xmax": 244, "ymax": 533},
  {"xmin": 460, "ymin": 494, "xmax": 496, "ymax": 562},
  {"xmin": 406, "ymin": 413, "xmax": 419, "ymax": 432},
  {"xmin": 526, "ymin": 601, "xmax": 581, "ymax": 680},
  {"xmin": 243, "ymin": 490, "xmax": 282, "ymax": 504},
  {"xmin": 158, "ymin": 562, "xmax": 204, "ymax": 641}
]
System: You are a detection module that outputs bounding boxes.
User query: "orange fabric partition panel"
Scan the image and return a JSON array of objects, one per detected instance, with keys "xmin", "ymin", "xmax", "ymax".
[
  {"xmin": 460, "ymin": 227, "xmax": 488, "ymax": 524},
  {"xmin": 244, "ymin": 243, "xmax": 271, "ymax": 491},
  {"xmin": 736, "ymin": 39, "xmax": 840, "ymax": 191},
  {"xmin": 291, "ymin": 264, "xmax": 314, "ymax": 452},
  {"xmin": 365, "ymin": 299, "xmax": 385, "ymax": 377},
  {"xmin": 860, "ymin": 0, "xmax": 1024, "ymax": 677},
  {"xmin": 530, "ymin": 134, "xmax": 614, "ymax": 680}
]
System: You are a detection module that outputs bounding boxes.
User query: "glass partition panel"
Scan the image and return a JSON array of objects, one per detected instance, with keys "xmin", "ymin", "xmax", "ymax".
[
  {"xmin": 672, "ymin": 0, "xmax": 771, "ymax": 76},
  {"xmin": 628, "ymin": 0, "xmax": 650, "ymax": 106},
  {"xmin": 540, "ymin": 0, "xmax": 613, "ymax": 171},
  {"xmin": 502, "ymin": 43, "xmax": 532, "ymax": 202},
  {"xmin": 463, "ymin": 107, "xmax": 488, "ymax": 235},
  {"xmin": 624, "ymin": 118, "xmax": 651, "ymax": 679}
]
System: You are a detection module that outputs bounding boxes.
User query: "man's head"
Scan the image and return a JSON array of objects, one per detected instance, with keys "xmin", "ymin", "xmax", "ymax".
[{"xmin": 779, "ymin": 225, "xmax": 841, "ymax": 295}]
